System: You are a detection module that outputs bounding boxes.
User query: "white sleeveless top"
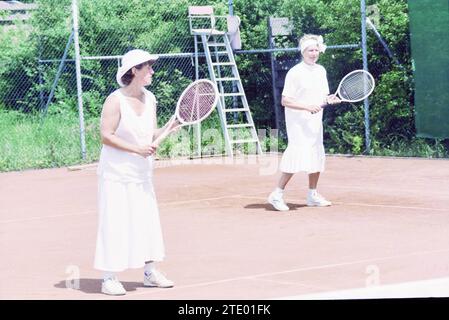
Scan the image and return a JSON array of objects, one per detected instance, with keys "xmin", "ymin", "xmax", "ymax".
[{"xmin": 97, "ymin": 88, "xmax": 156, "ymax": 183}]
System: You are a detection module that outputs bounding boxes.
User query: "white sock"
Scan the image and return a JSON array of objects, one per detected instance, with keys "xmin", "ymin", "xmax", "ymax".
[
  {"xmin": 103, "ymin": 272, "xmax": 116, "ymax": 282},
  {"xmin": 274, "ymin": 187, "xmax": 284, "ymax": 195},
  {"xmin": 308, "ymin": 189, "xmax": 317, "ymax": 196},
  {"xmin": 144, "ymin": 262, "xmax": 155, "ymax": 276}
]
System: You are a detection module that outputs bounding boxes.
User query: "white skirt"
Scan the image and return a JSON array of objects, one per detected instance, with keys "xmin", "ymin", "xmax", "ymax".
[
  {"xmin": 279, "ymin": 108, "xmax": 325, "ymax": 174},
  {"xmin": 94, "ymin": 178, "xmax": 165, "ymax": 272},
  {"xmin": 279, "ymin": 144, "xmax": 325, "ymax": 173}
]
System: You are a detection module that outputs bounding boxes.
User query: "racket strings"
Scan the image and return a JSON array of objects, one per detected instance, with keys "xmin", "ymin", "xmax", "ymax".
[
  {"xmin": 339, "ymin": 72, "xmax": 374, "ymax": 101},
  {"xmin": 178, "ymin": 82, "xmax": 217, "ymax": 123}
]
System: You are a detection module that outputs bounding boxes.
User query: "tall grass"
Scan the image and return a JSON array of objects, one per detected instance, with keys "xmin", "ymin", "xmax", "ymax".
[
  {"xmin": 0, "ymin": 110, "xmax": 101, "ymax": 171},
  {"xmin": 370, "ymin": 138, "xmax": 449, "ymax": 158},
  {"xmin": 1, "ymin": 108, "xmax": 447, "ymax": 172}
]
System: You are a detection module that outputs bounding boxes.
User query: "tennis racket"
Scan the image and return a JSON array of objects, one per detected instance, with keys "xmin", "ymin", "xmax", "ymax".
[
  {"xmin": 152, "ymin": 79, "xmax": 219, "ymax": 147},
  {"xmin": 324, "ymin": 69, "xmax": 375, "ymax": 106}
]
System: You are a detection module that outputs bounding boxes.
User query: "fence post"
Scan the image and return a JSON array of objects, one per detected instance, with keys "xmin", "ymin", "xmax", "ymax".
[
  {"xmin": 361, "ymin": 0, "xmax": 371, "ymax": 154},
  {"xmin": 227, "ymin": 0, "xmax": 239, "ymax": 126},
  {"xmin": 267, "ymin": 18, "xmax": 280, "ymax": 131},
  {"xmin": 38, "ymin": 37, "xmax": 44, "ymax": 110},
  {"xmin": 72, "ymin": 0, "xmax": 86, "ymax": 160},
  {"xmin": 41, "ymin": 30, "xmax": 74, "ymax": 118},
  {"xmin": 194, "ymin": 35, "xmax": 201, "ymax": 157}
]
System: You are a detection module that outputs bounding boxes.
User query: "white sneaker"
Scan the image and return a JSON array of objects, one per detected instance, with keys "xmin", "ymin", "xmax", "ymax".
[
  {"xmin": 268, "ymin": 191, "xmax": 289, "ymax": 211},
  {"xmin": 101, "ymin": 277, "xmax": 126, "ymax": 296},
  {"xmin": 307, "ymin": 192, "xmax": 332, "ymax": 207},
  {"xmin": 143, "ymin": 270, "xmax": 174, "ymax": 288}
]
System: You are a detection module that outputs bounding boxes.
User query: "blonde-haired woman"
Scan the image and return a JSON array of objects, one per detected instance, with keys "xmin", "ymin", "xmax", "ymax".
[
  {"xmin": 95, "ymin": 49, "xmax": 177, "ymax": 295},
  {"xmin": 268, "ymin": 35, "xmax": 340, "ymax": 211}
]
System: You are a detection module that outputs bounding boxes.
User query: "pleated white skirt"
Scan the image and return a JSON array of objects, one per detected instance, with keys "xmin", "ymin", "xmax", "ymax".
[
  {"xmin": 94, "ymin": 178, "xmax": 165, "ymax": 272},
  {"xmin": 280, "ymin": 144, "xmax": 325, "ymax": 174}
]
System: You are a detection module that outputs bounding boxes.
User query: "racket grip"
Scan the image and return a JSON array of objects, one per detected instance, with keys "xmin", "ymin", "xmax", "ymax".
[
  {"xmin": 151, "ymin": 115, "xmax": 180, "ymax": 147},
  {"xmin": 151, "ymin": 127, "xmax": 172, "ymax": 147}
]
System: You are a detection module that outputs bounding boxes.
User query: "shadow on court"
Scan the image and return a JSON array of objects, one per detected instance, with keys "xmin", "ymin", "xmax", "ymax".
[
  {"xmin": 54, "ymin": 279, "xmax": 143, "ymax": 294},
  {"xmin": 244, "ymin": 203, "xmax": 307, "ymax": 211}
]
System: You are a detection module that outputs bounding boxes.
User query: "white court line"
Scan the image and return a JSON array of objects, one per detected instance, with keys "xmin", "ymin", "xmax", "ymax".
[
  {"xmin": 158, "ymin": 194, "xmax": 247, "ymax": 206},
  {"xmin": 238, "ymin": 195, "xmax": 449, "ymax": 212},
  {"xmin": 334, "ymin": 201, "xmax": 448, "ymax": 212},
  {"xmin": 160, "ymin": 190, "xmax": 447, "ymax": 213},
  {"xmin": 123, "ymin": 248, "xmax": 449, "ymax": 298},
  {"xmin": 325, "ymin": 183, "xmax": 449, "ymax": 196},
  {"xmin": 2, "ymin": 191, "xmax": 446, "ymax": 224},
  {"xmin": 247, "ymin": 277, "xmax": 335, "ymax": 292},
  {"xmin": 0, "ymin": 195, "xmax": 254, "ymax": 224},
  {"xmin": 0, "ymin": 211, "xmax": 95, "ymax": 224},
  {"xmin": 275, "ymin": 277, "xmax": 449, "ymax": 299},
  {"xmin": 0, "ymin": 195, "xmax": 245, "ymax": 224}
]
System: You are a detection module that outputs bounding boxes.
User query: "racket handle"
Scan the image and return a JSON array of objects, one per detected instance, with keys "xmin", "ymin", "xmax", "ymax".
[
  {"xmin": 151, "ymin": 127, "xmax": 171, "ymax": 147},
  {"xmin": 320, "ymin": 96, "xmax": 330, "ymax": 108},
  {"xmin": 151, "ymin": 117, "xmax": 181, "ymax": 147},
  {"xmin": 321, "ymin": 94, "xmax": 341, "ymax": 108}
]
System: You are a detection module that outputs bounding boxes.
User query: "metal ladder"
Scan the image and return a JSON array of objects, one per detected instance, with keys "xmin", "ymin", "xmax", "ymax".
[{"xmin": 194, "ymin": 32, "xmax": 263, "ymax": 157}]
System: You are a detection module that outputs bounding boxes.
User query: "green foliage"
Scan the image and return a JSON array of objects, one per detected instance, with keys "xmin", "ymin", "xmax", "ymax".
[
  {"xmin": 1, "ymin": 0, "xmax": 448, "ymax": 172},
  {"xmin": 0, "ymin": 110, "xmax": 101, "ymax": 171},
  {"xmin": 0, "ymin": 20, "xmax": 39, "ymax": 112}
]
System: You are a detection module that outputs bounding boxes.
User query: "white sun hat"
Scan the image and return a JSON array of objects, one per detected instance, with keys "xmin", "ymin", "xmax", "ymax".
[{"xmin": 116, "ymin": 49, "xmax": 159, "ymax": 87}]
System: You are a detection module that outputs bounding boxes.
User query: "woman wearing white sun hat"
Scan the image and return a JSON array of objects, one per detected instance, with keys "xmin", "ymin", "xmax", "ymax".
[
  {"xmin": 94, "ymin": 49, "xmax": 178, "ymax": 295},
  {"xmin": 268, "ymin": 34, "xmax": 341, "ymax": 212}
]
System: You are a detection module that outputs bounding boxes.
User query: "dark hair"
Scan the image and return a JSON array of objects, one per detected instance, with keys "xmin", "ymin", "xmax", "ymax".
[{"xmin": 120, "ymin": 60, "xmax": 155, "ymax": 86}]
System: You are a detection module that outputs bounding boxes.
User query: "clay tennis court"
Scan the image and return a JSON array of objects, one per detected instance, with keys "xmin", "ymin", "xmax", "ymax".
[{"xmin": 1, "ymin": 154, "xmax": 449, "ymax": 300}]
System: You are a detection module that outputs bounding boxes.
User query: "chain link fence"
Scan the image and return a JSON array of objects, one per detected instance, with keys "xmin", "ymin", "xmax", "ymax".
[{"xmin": 2, "ymin": 0, "xmax": 429, "ymax": 172}]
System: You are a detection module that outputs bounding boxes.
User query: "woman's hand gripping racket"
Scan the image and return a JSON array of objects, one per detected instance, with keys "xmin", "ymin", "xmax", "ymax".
[
  {"xmin": 151, "ymin": 79, "xmax": 219, "ymax": 148},
  {"xmin": 323, "ymin": 69, "xmax": 375, "ymax": 107}
]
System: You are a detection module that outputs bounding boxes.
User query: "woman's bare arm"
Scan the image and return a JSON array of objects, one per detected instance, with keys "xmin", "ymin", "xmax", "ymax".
[
  {"xmin": 281, "ymin": 96, "xmax": 322, "ymax": 113},
  {"xmin": 100, "ymin": 95, "xmax": 155, "ymax": 157}
]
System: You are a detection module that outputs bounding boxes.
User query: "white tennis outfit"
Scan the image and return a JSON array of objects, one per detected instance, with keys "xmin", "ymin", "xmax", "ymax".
[
  {"xmin": 94, "ymin": 88, "xmax": 165, "ymax": 272},
  {"xmin": 280, "ymin": 61, "xmax": 330, "ymax": 174}
]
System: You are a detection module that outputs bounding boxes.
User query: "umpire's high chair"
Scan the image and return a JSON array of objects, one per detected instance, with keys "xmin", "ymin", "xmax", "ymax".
[{"xmin": 188, "ymin": 6, "xmax": 263, "ymax": 157}]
